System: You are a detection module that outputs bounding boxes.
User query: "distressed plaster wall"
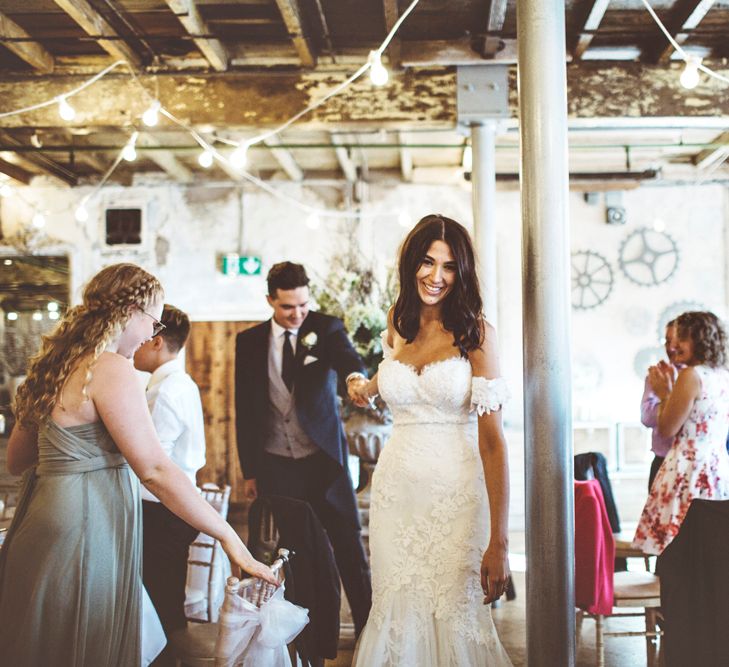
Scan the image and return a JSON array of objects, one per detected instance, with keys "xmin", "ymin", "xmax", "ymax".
[{"xmin": 1, "ymin": 179, "xmax": 727, "ymax": 428}]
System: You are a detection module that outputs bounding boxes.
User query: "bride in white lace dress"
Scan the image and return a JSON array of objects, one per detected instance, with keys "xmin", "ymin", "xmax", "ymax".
[{"xmin": 348, "ymin": 215, "xmax": 513, "ymax": 666}]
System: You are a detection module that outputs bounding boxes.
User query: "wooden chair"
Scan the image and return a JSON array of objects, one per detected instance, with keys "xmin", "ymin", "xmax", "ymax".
[
  {"xmin": 185, "ymin": 484, "xmax": 232, "ymax": 623},
  {"xmin": 614, "ymin": 530, "xmax": 652, "ymax": 572},
  {"xmin": 170, "ymin": 548, "xmax": 294, "ymax": 667}
]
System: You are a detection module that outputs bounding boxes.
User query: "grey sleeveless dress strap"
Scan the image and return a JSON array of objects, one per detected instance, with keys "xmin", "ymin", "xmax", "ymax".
[{"xmin": 0, "ymin": 420, "xmax": 142, "ymax": 667}]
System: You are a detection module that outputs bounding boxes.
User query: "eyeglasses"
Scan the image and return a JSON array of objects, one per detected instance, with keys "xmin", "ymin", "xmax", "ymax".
[{"xmin": 140, "ymin": 310, "xmax": 166, "ymax": 337}]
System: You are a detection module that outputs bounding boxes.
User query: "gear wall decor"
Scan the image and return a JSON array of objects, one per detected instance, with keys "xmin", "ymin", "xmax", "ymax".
[
  {"xmin": 618, "ymin": 227, "xmax": 679, "ymax": 287},
  {"xmin": 571, "ymin": 250, "xmax": 614, "ymax": 310}
]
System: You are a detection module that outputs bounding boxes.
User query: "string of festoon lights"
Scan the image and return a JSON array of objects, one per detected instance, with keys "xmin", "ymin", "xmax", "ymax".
[
  {"xmin": 0, "ymin": 0, "xmax": 422, "ymax": 228},
  {"xmin": 640, "ymin": 0, "xmax": 729, "ymax": 89}
]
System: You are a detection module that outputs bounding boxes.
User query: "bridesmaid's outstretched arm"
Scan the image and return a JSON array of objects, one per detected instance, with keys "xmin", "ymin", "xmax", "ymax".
[{"xmin": 6, "ymin": 423, "xmax": 38, "ymax": 475}]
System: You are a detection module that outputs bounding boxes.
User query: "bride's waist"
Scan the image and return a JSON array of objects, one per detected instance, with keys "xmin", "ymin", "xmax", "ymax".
[{"xmin": 390, "ymin": 414, "xmax": 476, "ymax": 428}]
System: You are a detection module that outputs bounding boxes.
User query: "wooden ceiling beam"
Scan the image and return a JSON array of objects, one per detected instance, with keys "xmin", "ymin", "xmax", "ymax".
[
  {"xmin": 482, "ymin": 0, "xmax": 508, "ymax": 58},
  {"xmin": 330, "ymin": 133, "xmax": 357, "ymax": 182},
  {"xmin": 694, "ymin": 130, "xmax": 729, "ymax": 169},
  {"xmin": 382, "ymin": 0, "xmax": 401, "ymax": 68},
  {"xmin": 0, "ymin": 11, "xmax": 54, "ymax": 73},
  {"xmin": 572, "ymin": 0, "xmax": 611, "ymax": 61},
  {"xmin": 0, "ymin": 63, "xmax": 728, "ymax": 129},
  {"xmin": 649, "ymin": 0, "xmax": 717, "ymax": 64},
  {"xmin": 137, "ymin": 133, "xmax": 194, "ymax": 182},
  {"xmin": 263, "ymin": 135, "xmax": 303, "ymax": 181},
  {"xmin": 52, "ymin": 0, "xmax": 143, "ymax": 68},
  {"xmin": 0, "ymin": 131, "xmax": 77, "ymax": 186},
  {"xmin": 0, "ymin": 158, "xmax": 33, "ymax": 185},
  {"xmin": 273, "ymin": 0, "xmax": 316, "ymax": 67},
  {"xmin": 164, "ymin": 0, "xmax": 229, "ymax": 72}
]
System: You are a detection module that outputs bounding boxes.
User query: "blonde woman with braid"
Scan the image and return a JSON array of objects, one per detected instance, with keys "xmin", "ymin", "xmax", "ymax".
[{"xmin": 0, "ymin": 263, "xmax": 274, "ymax": 667}]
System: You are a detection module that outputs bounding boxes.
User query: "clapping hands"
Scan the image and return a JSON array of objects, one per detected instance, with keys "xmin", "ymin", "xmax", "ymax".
[{"xmin": 647, "ymin": 360, "xmax": 675, "ymax": 401}]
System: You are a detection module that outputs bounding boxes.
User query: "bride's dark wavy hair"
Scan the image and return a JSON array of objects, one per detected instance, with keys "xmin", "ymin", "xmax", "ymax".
[{"xmin": 393, "ymin": 214, "xmax": 484, "ymax": 356}]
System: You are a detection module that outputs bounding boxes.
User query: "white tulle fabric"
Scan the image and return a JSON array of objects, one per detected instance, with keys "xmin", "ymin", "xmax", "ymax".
[
  {"xmin": 352, "ymin": 335, "xmax": 512, "ymax": 666},
  {"xmin": 214, "ymin": 584, "xmax": 309, "ymax": 667}
]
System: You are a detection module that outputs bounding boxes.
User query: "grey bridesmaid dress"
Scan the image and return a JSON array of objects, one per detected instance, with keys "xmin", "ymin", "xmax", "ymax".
[{"xmin": 0, "ymin": 419, "xmax": 143, "ymax": 666}]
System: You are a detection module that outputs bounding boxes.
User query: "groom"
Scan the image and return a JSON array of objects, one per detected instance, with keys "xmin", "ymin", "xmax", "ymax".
[{"xmin": 234, "ymin": 261, "xmax": 372, "ymax": 635}]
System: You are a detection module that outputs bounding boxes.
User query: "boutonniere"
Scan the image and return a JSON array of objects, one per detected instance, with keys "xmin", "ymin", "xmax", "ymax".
[{"xmin": 301, "ymin": 331, "xmax": 318, "ymax": 349}]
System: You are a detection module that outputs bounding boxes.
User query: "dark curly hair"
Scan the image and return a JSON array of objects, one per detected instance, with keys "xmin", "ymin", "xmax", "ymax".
[
  {"xmin": 675, "ymin": 311, "xmax": 727, "ymax": 367},
  {"xmin": 393, "ymin": 214, "xmax": 483, "ymax": 356}
]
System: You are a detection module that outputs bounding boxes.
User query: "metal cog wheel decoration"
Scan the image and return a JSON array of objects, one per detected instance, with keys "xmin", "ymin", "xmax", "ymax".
[
  {"xmin": 571, "ymin": 250, "xmax": 614, "ymax": 310},
  {"xmin": 618, "ymin": 227, "xmax": 679, "ymax": 287},
  {"xmin": 634, "ymin": 346, "xmax": 666, "ymax": 379},
  {"xmin": 656, "ymin": 301, "xmax": 706, "ymax": 339}
]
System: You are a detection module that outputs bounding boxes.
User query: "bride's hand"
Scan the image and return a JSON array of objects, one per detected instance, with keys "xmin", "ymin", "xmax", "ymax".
[
  {"xmin": 481, "ymin": 543, "xmax": 510, "ymax": 604},
  {"xmin": 222, "ymin": 536, "xmax": 278, "ymax": 586},
  {"xmin": 348, "ymin": 378, "xmax": 372, "ymax": 408}
]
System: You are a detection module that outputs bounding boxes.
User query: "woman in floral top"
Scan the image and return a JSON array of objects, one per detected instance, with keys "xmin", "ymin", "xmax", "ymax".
[{"xmin": 633, "ymin": 311, "xmax": 729, "ymax": 556}]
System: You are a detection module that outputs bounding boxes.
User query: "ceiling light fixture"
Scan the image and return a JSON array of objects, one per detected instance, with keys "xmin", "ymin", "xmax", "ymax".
[
  {"xmin": 368, "ymin": 51, "xmax": 389, "ymax": 86},
  {"xmin": 198, "ymin": 150, "xmax": 214, "ymax": 169},
  {"xmin": 57, "ymin": 96, "xmax": 76, "ymax": 121},
  {"xmin": 142, "ymin": 101, "xmax": 161, "ymax": 127},
  {"xmin": 122, "ymin": 132, "xmax": 139, "ymax": 162},
  {"xmin": 679, "ymin": 56, "xmax": 701, "ymax": 89}
]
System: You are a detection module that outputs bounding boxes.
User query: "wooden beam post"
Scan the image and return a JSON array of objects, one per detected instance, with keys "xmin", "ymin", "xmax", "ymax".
[{"xmin": 0, "ymin": 11, "xmax": 54, "ymax": 73}]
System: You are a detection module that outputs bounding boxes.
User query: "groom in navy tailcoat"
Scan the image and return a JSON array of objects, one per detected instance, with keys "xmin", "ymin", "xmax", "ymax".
[{"xmin": 234, "ymin": 261, "xmax": 372, "ymax": 636}]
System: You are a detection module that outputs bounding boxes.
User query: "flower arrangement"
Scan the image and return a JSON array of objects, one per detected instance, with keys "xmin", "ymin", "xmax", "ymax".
[{"xmin": 311, "ymin": 249, "xmax": 397, "ymax": 423}]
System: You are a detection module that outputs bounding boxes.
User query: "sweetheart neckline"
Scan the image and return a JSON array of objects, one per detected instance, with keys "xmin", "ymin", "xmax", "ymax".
[{"xmin": 386, "ymin": 355, "xmax": 469, "ymax": 377}]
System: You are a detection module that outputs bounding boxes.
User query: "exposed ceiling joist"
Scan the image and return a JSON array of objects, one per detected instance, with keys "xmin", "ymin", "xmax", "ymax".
[
  {"xmin": 0, "ymin": 131, "xmax": 77, "ymax": 186},
  {"xmin": 137, "ymin": 134, "xmax": 194, "ymax": 183},
  {"xmin": 330, "ymin": 133, "xmax": 357, "ymax": 182},
  {"xmin": 572, "ymin": 0, "xmax": 611, "ymax": 60},
  {"xmin": 400, "ymin": 38, "xmax": 518, "ymax": 65},
  {"xmin": 651, "ymin": 0, "xmax": 717, "ymax": 64},
  {"xmin": 164, "ymin": 0, "xmax": 229, "ymax": 72},
  {"xmin": 694, "ymin": 130, "xmax": 729, "ymax": 169},
  {"xmin": 382, "ymin": 0, "xmax": 401, "ymax": 68},
  {"xmin": 263, "ymin": 135, "xmax": 304, "ymax": 181},
  {"xmin": 0, "ymin": 158, "xmax": 33, "ymax": 185},
  {"xmin": 0, "ymin": 10, "xmax": 54, "ymax": 73},
  {"xmin": 52, "ymin": 0, "xmax": 143, "ymax": 68},
  {"xmin": 482, "ymin": 0, "xmax": 509, "ymax": 58},
  {"xmin": 273, "ymin": 0, "xmax": 316, "ymax": 67}
]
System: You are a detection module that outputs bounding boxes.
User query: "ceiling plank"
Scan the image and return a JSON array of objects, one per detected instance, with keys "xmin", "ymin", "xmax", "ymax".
[
  {"xmin": 0, "ymin": 10, "xmax": 54, "ymax": 73},
  {"xmin": 382, "ymin": 0, "xmax": 401, "ymax": 68},
  {"xmin": 482, "ymin": 0, "xmax": 508, "ymax": 58},
  {"xmin": 163, "ymin": 0, "xmax": 229, "ymax": 72},
  {"xmin": 648, "ymin": 0, "xmax": 717, "ymax": 64},
  {"xmin": 572, "ymin": 0, "xmax": 611, "ymax": 61},
  {"xmin": 694, "ymin": 130, "xmax": 729, "ymax": 169},
  {"xmin": 400, "ymin": 37, "xmax": 518, "ymax": 65},
  {"xmin": 273, "ymin": 0, "xmax": 316, "ymax": 67},
  {"xmin": 0, "ymin": 130, "xmax": 77, "ymax": 186},
  {"xmin": 52, "ymin": 0, "xmax": 143, "ymax": 68},
  {"xmin": 0, "ymin": 158, "xmax": 33, "ymax": 184},
  {"xmin": 263, "ymin": 135, "xmax": 303, "ymax": 181},
  {"xmin": 330, "ymin": 133, "xmax": 357, "ymax": 182},
  {"xmin": 137, "ymin": 133, "xmax": 194, "ymax": 182}
]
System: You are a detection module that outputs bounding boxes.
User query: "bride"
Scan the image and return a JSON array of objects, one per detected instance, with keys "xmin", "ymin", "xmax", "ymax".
[{"xmin": 348, "ymin": 214, "xmax": 513, "ymax": 666}]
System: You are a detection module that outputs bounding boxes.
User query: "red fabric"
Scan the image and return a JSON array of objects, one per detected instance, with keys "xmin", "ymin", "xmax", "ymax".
[{"xmin": 574, "ymin": 479, "xmax": 615, "ymax": 615}]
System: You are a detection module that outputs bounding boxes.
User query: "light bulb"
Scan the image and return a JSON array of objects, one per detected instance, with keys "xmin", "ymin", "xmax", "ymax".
[
  {"xmin": 230, "ymin": 144, "xmax": 249, "ymax": 170},
  {"xmin": 58, "ymin": 97, "xmax": 76, "ymax": 121},
  {"xmin": 47, "ymin": 301, "xmax": 59, "ymax": 312},
  {"xmin": 680, "ymin": 56, "xmax": 701, "ymax": 90},
  {"xmin": 198, "ymin": 150, "xmax": 214, "ymax": 168},
  {"xmin": 368, "ymin": 51, "xmax": 389, "ymax": 86},
  {"xmin": 398, "ymin": 211, "xmax": 410, "ymax": 228},
  {"xmin": 142, "ymin": 101, "xmax": 160, "ymax": 127},
  {"xmin": 6, "ymin": 312, "xmax": 18, "ymax": 321},
  {"xmin": 32, "ymin": 311, "xmax": 42, "ymax": 321},
  {"xmin": 32, "ymin": 212, "xmax": 46, "ymax": 229},
  {"xmin": 122, "ymin": 132, "xmax": 138, "ymax": 162},
  {"xmin": 0, "ymin": 183, "xmax": 13, "ymax": 198},
  {"xmin": 75, "ymin": 205, "xmax": 89, "ymax": 222},
  {"xmin": 48, "ymin": 311, "xmax": 60, "ymax": 320},
  {"xmin": 306, "ymin": 213, "xmax": 320, "ymax": 230}
]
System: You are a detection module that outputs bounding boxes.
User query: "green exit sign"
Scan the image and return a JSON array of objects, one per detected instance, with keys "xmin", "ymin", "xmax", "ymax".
[{"xmin": 220, "ymin": 254, "xmax": 262, "ymax": 276}]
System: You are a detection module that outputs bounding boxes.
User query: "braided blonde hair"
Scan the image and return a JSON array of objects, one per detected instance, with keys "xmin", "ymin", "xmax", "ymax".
[{"xmin": 14, "ymin": 263, "xmax": 163, "ymax": 427}]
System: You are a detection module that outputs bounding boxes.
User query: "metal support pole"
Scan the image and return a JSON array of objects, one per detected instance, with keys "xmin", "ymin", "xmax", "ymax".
[
  {"xmin": 517, "ymin": 1, "xmax": 575, "ymax": 665},
  {"xmin": 471, "ymin": 121, "xmax": 498, "ymax": 325}
]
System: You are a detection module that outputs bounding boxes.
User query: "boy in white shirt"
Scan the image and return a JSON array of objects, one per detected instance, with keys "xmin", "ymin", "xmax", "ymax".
[{"xmin": 134, "ymin": 305, "xmax": 206, "ymax": 648}]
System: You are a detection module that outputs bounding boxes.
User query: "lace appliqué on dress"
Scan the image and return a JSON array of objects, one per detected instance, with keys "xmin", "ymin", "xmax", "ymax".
[{"xmin": 470, "ymin": 376, "xmax": 511, "ymax": 416}]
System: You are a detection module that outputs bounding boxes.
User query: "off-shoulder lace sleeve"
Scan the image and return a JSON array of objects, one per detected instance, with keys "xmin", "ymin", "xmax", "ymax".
[
  {"xmin": 470, "ymin": 376, "xmax": 511, "ymax": 416},
  {"xmin": 380, "ymin": 330, "xmax": 393, "ymax": 359}
]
